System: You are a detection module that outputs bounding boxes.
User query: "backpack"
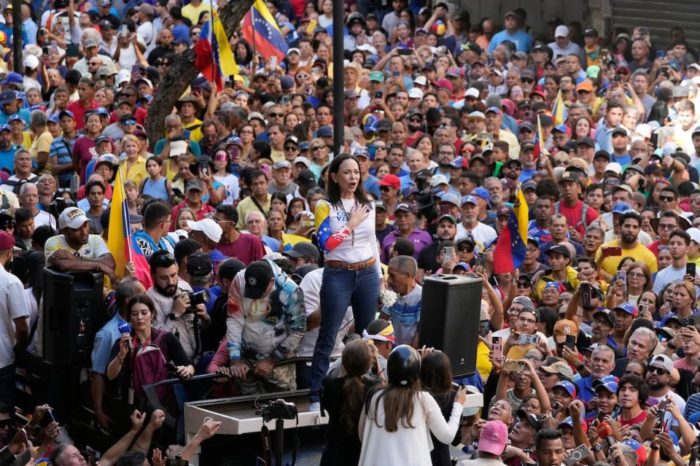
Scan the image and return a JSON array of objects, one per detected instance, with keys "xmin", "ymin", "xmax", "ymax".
[{"xmin": 131, "ymin": 329, "xmax": 170, "ymax": 400}]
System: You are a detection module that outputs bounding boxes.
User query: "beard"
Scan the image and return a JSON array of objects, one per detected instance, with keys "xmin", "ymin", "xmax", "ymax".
[
  {"xmin": 155, "ymin": 282, "xmax": 177, "ymax": 297},
  {"xmin": 621, "ymin": 233, "xmax": 636, "ymax": 244}
]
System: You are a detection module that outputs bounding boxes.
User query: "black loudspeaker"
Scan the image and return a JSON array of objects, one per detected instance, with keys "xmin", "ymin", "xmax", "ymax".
[
  {"xmin": 419, "ymin": 274, "xmax": 483, "ymax": 377},
  {"xmin": 42, "ymin": 268, "xmax": 104, "ymax": 366}
]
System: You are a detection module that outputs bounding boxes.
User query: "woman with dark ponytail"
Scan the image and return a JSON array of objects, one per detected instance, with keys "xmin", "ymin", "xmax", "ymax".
[
  {"xmin": 421, "ymin": 351, "xmax": 459, "ymax": 466},
  {"xmin": 320, "ymin": 339, "xmax": 380, "ymax": 466},
  {"xmin": 358, "ymin": 346, "xmax": 467, "ymax": 466}
]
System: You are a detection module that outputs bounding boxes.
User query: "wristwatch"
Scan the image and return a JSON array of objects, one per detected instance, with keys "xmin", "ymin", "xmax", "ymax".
[{"xmin": 592, "ymin": 443, "xmax": 603, "ymax": 453}]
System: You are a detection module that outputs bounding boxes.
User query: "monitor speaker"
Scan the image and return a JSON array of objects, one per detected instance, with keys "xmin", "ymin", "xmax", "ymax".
[
  {"xmin": 42, "ymin": 268, "xmax": 104, "ymax": 366},
  {"xmin": 419, "ymin": 274, "xmax": 483, "ymax": 377}
]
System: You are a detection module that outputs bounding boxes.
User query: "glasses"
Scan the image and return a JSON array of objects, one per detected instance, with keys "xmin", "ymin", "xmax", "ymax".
[
  {"xmin": 658, "ymin": 223, "xmax": 676, "ymax": 229},
  {"xmin": 659, "ymin": 195, "xmax": 675, "ymax": 202},
  {"xmin": 577, "ymin": 90, "xmax": 590, "ymax": 94},
  {"xmin": 284, "ymin": 146, "xmax": 299, "ymax": 151},
  {"xmin": 311, "ymin": 145, "xmax": 325, "ymax": 151},
  {"xmin": 296, "ymin": 73, "xmax": 309, "ymax": 79},
  {"xmin": 517, "ymin": 282, "xmax": 531, "ymax": 288},
  {"xmin": 375, "ymin": 146, "xmax": 387, "ymax": 150},
  {"xmin": 628, "ymin": 272, "xmax": 645, "ymax": 278},
  {"xmin": 379, "ymin": 186, "xmax": 391, "ymax": 192},
  {"xmin": 409, "ymin": 117, "xmax": 422, "ymax": 122},
  {"xmin": 269, "ymin": 112, "xmax": 283, "ymax": 118},
  {"xmin": 120, "ymin": 92, "xmax": 136, "ymax": 97},
  {"xmin": 648, "ymin": 366, "xmax": 668, "ymax": 375},
  {"xmin": 192, "ymin": 30, "xmax": 201, "ymax": 36},
  {"xmin": 521, "ymin": 78, "xmax": 534, "ymax": 83},
  {"xmin": 519, "ymin": 318, "xmax": 537, "ymax": 324},
  {"xmin": 240, "ymin": 129, "xmax": 253, "ymax": 134}
]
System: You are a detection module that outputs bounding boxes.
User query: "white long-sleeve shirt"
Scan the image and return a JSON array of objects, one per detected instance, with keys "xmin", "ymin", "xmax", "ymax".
[{"xmin": 358, "ymin": 390, "xmax": 462, "ymax": 466}]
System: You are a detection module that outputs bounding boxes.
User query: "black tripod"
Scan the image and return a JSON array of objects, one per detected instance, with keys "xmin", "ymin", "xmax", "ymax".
[{"xmin": 258, "ymin": 399, "xmax": 299, "ymax": 466}]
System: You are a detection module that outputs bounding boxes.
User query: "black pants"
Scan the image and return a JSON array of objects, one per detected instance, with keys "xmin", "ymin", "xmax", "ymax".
[{"xmin": 0, "ymin": 364, "xmax": 15, "ymax": 410}]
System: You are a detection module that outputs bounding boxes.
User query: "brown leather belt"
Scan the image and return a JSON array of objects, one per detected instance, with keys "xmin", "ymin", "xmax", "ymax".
[{"xmin": 325, "ymin": 257, "xmax": 376, "ymax": 271}]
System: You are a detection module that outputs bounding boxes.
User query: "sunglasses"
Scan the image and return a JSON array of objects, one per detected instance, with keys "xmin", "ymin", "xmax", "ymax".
[
  {"xmin": 123, "ymin": 120, "xmax": 136, "ymax": 126},
  {"xmin": 379, "ymin": 186, "xmax": 391, "ymax": 191},
  {"xmin": 577, "ymin": 90, "xmax": 590, "ymax": 94},
  {"xmin": 311, "ymin": 145, "xmax": 325, "ymax": 151},
  {"xmin": 269, "ymin": 112, "xmax": 283, "ymax": 118},
  {"xmin": 659, "ymin": 196, "xmax": 675, "ymax": 202},
  {"xmin": 521, "ymin": 78, "xmax": 535, "ymax": 83},
  {"xmin": 648, "ymin": 366, "xmax": 668, "ymax": 375},
  {"xmin": 284, "ymin": 145, "xmax": 299, "ymax": 151},
  {"xmin": 296, "ymin": 74, "xmax": 309, "ymax": 80}
]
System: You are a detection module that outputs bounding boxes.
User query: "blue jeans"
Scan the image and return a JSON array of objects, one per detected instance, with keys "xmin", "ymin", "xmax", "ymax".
[{"xmin": 310, "ymin": 266, "xmax": 380, "ymax": 401}]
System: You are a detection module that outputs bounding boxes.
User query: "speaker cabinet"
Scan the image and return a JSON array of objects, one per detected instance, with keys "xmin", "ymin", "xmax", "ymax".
[
  {"xmin": 419, "ymin": 274, "xmax": 483, "ymax": 377},
  {"xmin": 42, "ymin": 268, "xmax": 104, "ymax": 366}
]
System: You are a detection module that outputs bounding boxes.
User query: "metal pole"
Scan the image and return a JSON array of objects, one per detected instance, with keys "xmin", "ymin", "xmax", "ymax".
[
  {"xmin": 332, "ymin": 0, "xmax": 344, "ymax": 156},
  {"xmin": 11, "ymin": 0, "xmax": 21, "ymax": 73}
]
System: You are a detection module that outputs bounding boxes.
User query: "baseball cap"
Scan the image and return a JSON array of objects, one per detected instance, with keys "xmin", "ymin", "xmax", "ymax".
[
  {"xmin": 395, "ymin": 203, "xmax": 416, "ymax": 214},
  {"xmin": 473, "ymin": 187, "xmax": 491, "ymax": 204},
  {"xmin": 293, "ymin": 156, "xmax": 311, "ymax": 168},
  {"xmin": 555, "ymin": 25, "xmax": 570, "ymax": 37},
  {"xmin": 553, "ymin": 319, "xmax": 578, "ymax": 343},
  {"xmin": 244, "ymin": 261, "xmax": 274, "ymax": 299},
  {"xmin": 611, "ymin": 126, "xmax": 628, "ymax": 137},
  {"xmin": 576, "ymin": 137, "xmax": 595, "ymax": 147},
  {"xmin": 649, "ymin": 354, "xmax": 674, "ymax": 374},
  {"xmin": 317, "ymin": 126, "xmax": 333, "ymax": 138},
  {"xmin": 272, "ymin": 160, "xmax": 292, "ymax": 170},
  {"xmin": 485, "ymin": 106, "xmax": 501, "ymax": 115},
  {"xmin": 540, "ymin": 360, "xmax": 574, "ymax": 380},
  {"xmin": 437, "ymin": 214, "xmax": 457, "ymax": 225},
  {"xmin": 613, "ymin": 302, "xmax": 638, "ymax": 317},
  {"xmin": 552, "ymin": 380, "xmax": 577, "ymax": 398},
  {"xmin": 478, "ymin": 420, "xmax": 508, "ymax": 456},
  {"xmin": 438, "ymin": 192, "xmax": 461, "ymax": 208},
  {"xmin": 687, "ymin": 227, "xmax": 700, "ymax": 244},
  {"xmin": 0, "ymin": 231, "xmax": 14, "ymax": 250},
  {"xmin": 461, "ymin": 195, "xmax": 478, "ymax": 206},
  {"xmin": 187, "ymin": 218, "xmax": 222, "ymax": 243},
  {"xmin": 185, "ymin": 179, "xmax": 204, "ymax": 192},
  {"xmin": 59, "ymin": 207, "xmax": 89, "ymax": 230},
  {"xmin": 284, "ymin": 242, "xmax": 320, "ymax": 261},
  {"xmin": 522, "ymin": 179, "xmax": 537, "ymax": 191},
  {"xmin": 430, "ymin": 174, "xmax": 449, "ymax": 187},
  {"xmin": 592, "ymin": 375, "xmax": 619, "ymax": 394},
  {"xmin": 545, "ymin": 244, "xmax": 570, "ymax": 258},
  {"xmin": 592, "ymin": 309, "xmax": 615, "ymax": 326},
  {"xmin": 517, "ymin": 410, "xmax": 543, "ymax": 430},
  {"xmin": 187, "ymin": 252, "xmax": 213, "ymax": 277},
  {"xmin": 604, "ymin": 162, "xmax": 622, "ymax": 175},
  {"xmin": 378, "ymin": 174, "xmax": 401, "ymax": 190}
]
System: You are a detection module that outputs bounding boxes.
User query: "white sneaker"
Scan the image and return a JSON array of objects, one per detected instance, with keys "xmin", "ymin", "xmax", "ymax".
[{"xmin": 308, "ymin": 401, "xmax": 321, "ymax": 412}]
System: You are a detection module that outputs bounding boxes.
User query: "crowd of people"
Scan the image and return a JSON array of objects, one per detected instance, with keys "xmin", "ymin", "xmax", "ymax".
[{"xmin": 1, "ymin": 0, "xmax": 700, "ymax": 464}]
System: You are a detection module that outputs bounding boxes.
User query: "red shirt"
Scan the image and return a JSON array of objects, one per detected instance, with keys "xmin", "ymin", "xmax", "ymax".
[
  {"xmin": 619, "ymin": 410, "xmax": 647, "ymax": 427},
  {"xmin": 66, "ymin": 99, "xmax": 98, "ymax": 129},
  {"xmin": 171, "ymin": 201, "xmax": 214, "ymax": 226},
  {"xmin": 647, "ymin": 240, "xmax": 666, "ymax": 258},
  {"xmin": 557, "ymin": 199, "xmax": 599, "ymax": 238},
  {"xmin": 216, "ymin": 233, "xmax": 265, "ymax": 265}
]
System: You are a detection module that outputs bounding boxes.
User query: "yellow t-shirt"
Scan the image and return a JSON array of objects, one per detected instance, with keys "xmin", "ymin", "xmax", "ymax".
[
  {"xmin": 476, "ymin": 340, "xmax": 493, "ymax": 382},
  {"xmin": 120, "ymin": 157, "xmax": 148, "ymax": 186},
  {"xmin": 181, "ymin": 2, "xmax": 210, "ymax": 26},
  {"xmin": 595, "ymin": 239, "xmax": 659, "ymax": 277},
  {"xmin": 30, "ymin": 130, "xmax": 54, "ymax": 175}
]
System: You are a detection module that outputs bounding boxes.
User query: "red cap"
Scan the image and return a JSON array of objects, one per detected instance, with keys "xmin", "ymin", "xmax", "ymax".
[
  {"xmin": 433, "ymin": 78, "xmax": 453, "ymax": 92},
  {"xmin": 0, "ymin": 230, "xmax": 14, "ymax": 250},
  {"xmin": 378, "ymin": 174, "xmax": 401, "ymax": 190}
]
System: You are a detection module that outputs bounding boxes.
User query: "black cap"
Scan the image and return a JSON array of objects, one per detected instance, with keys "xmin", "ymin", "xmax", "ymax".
[
  {"xmin": 387, "ymin": 345, "xmax": 421, "ymax": 386},
  {"xmin": 594, "ymin": 150, "xmax": 610, "ymax": 161},
  {"xmin": 284, "ymin": 242, "xmax": 320, "ymax": 261},
  {"xmin": 187, "ymin": 252, "xmax": 213, "ymax": 277},
  {"xmin": 576, "ymin": 137, "xmax": 595, "ymax": 147},
  {"xmin": 546, "ymin": 244, "xmax": 571, "ymax": 258},
  {"xmin": 244, "ymin": 261, "xmax": 274, "ymax": 299},
  {"xmin": 611, "ymin": 126, "xmax": 628, "ymax": 137}
]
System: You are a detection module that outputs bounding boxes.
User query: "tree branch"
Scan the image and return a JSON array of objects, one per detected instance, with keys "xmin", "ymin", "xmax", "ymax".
[{"xmin": 146, "ymin": 0, "xmax": 255, "ymax": 145}]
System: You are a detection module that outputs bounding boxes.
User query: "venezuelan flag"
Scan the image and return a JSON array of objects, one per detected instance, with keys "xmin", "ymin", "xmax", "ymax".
[
  {"xmin": 552, "ymin": 90, "xmax": 567, "ymax": 126},
  {"xmin": 493, "ymin": 189, "xmax": 529, "ymax": 274},
  {"xmin": 315, "ymin": 200, "xmax": 333, "ymax": 254},
  {"xmin": 242, "ymin": 0, "xmax": 288, "ymax": 61},
  {"xmin": 108, "ymin": 168, "xmax": 152, "ymax": 288},
  {"xmin": 194, "ymin": 15, "xmax": 239, "ymax": 91}
]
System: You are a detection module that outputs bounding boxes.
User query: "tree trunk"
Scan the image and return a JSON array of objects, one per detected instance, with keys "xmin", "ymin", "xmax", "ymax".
[{"xmin": 146, "ymin": 0, "xmax": 255, "ymax": 146}]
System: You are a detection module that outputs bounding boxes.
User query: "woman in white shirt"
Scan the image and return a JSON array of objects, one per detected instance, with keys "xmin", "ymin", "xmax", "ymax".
[
  {"xmin": 309, "ymin": 154, "xmax": 382, "ymax": 411},
  {"xmin": 358, "ymin": 346, "xmax": 467, "ymax": 466}
]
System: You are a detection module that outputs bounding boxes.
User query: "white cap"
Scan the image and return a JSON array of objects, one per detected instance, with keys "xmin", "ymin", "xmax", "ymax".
[
  {"xmin": 287, "ymin": 47, "xmax": 300, "ymax": 55},
  {"xmin": 117, "ymin": 69, "xmax": 131, "ymax": 85},
  {"xmin": 293, "ymin": 156, "xmax": 311, "ymax": 168},
  {"xmin": 356, "ymin": 43, "xmax": 377, "ymax": 55},
  {"xmin": 635, "ymin": 123, "xmax": 652, "ymax": 139},
  {"xmin": 188, "ymin": 219, "xmax": 222, "ymax": 243},
  {"xmin": 555, "ymin": 25, "xmax": 570, "ymax": 38},
  {"xmin": 408, "ymin": 88, "xmax": 424, "ymax": 99},
  {"xmin": 687, "ymin": 228, "xmax": 700, "ymax": 244},
  {"xmin": 430, "ymin": 174, "xmax": 449, "ymax": 187},
  {"xmin": 414, "ymin": 76, "xmax": 427, "ymax": 86},
  {"xmin": 22, "ymin": 54, "xmax": 39, "ymax": 70},
  {"xmin": 170, "ymin": 140, "xmax": 188, "ymax": 158},
  {"xmin": 59, "ymin": 207, "xmax": 89, "ymax": 230},
  {"xmin": 465, "ymin": 87, "xmax": 480, "ymax": 99},
  {"xmin": 604, "ymin": 162, "xmax": 622, "ymax": 175}
]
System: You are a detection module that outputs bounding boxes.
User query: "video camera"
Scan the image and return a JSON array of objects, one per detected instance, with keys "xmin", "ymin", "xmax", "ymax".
[{"xmin": 257, "ymin": 399, "xmax": 298, "ymax": 423}]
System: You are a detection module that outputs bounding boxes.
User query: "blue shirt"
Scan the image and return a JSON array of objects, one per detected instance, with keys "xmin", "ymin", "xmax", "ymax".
[
  {"xmin": 49, "ymin": 136, "xmax": 76, "ymax": 184},
  {"xmin": 0, "ymin": 108, "xmax": 30, "ymax": 126},
  {"xmin": 364, "ymin": 175, "xmax": 380, "ymax": 198},
  {"xmin": 0, "ymin": 145, "xmax": 17, "ymax": 172},
  {"xmin": 611, "ymin": 153, "xmax": 632, "ymax": 169},
  {"xmin": 90, "ymin": 313, "xmax": 126, "ymax": 375},
  {"xmin": 488, "ymin": 29, "xmax": 533, "ymax": 53}
]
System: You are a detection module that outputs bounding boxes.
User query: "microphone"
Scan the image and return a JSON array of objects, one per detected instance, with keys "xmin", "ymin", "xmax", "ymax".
[{"xmin": 118, "ymin": 322, "xmax": 133, "ymax": 351}]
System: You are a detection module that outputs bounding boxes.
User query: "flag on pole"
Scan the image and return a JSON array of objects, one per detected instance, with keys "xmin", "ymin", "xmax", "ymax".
[
  {"xmin": 107, "ymin": 168, "xmax": 152, "ymax": 288},
  {"xmin": 194, "ymin": 15, "xmax": 239, "ymax": 91},
  {"xmin": 552, "ymin": 90, "xmax": 567, "ymax": 125},
  {"xmin": 493, "ymin": 189, "xmax": 529, "ymax": 274},
  {"xmin": 532, "ymin": 114, "xmax": 546, "ymax": 162},
  {"xmin": 242, "ymin": 0, "xmax": 288, "ymax": 61}
]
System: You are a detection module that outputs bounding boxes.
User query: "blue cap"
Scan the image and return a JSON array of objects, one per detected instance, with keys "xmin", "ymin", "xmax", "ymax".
[
  {"xmin": 485, "ymin": 106, "xmax": 501, "ymax": 114},
  {"xmin": 7, "ymin": 113, "xmax": 22, "ymax": 123},
  {"xmin": 58, "ymin": 110, "xmax": 75, "ymax": 120},
  {"xmin": 552, "ymin": 380, "xmax": 577, "ymax": 398},
  {"xmin": 557, "ymin": 416, "xmax": 574, "ymax": 429},
  {"xmin": 612, "ymin": 202, "xmax": 631, "ymax": 214},
  {"xmin": 226, "ymin": 136, "xmax": 243, "ymax": 147},
  {"xmin": 95, "ymin": 107, "xmax": 110, "ymax": 116},
  {"xmin": 592, "ymin": 375, "xmax": 619, "ymax": 394},
  {"xmin": 0, "ymin": 124, "xmax": 10, "ymax": 132},
  {"xmin": 317, "ymin": 126, "xmax": 333, "ymax": 138},
  {"xmin": 461, "ymin": 195, "xmax": 478, "ymax": 206},
  {"xmin": 453, "ymin": 262, "xmax": 470, "ymax": 271},
  {"xmin": 553, "ymin": 124, "xmax": 568, "ymax": 133},
  {"xmin": 0, "ymin": 72, "xmax": 22, "ymax": 85},
  {"xmin": 48, "ymin": 114, "xmax": 60, "ymax": 124},
  {"xmin": 473, "ymin": 186, "xmax": 491, "ymax": 204},
  {"xmin": 452, "ymin": 156, "xmax": 468, "ymax": 169},
  {"xmin": 613, "ymin": 302, "xmax": 638, "ymax": 317},
  {"xmin": 299, "ymin": 141, "xmax": 310, "ymax": 151}
]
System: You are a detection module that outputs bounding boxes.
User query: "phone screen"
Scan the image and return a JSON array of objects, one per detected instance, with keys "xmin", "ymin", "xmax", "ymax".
[{"xmin": 491, "ymin": 336, "xmax": 502, "ymax": 362}]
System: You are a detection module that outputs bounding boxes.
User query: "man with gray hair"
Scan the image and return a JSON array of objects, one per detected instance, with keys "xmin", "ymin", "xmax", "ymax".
[
  {"xmin": 614, "ymin": 325, "xmax": 657, "ymax": 376},
  {"xmin": 29, "ymin": 110, "xmax": 53, "ymax": 174},
  {"xmin": 383, "ymin": 255, "xmax": 422, "ymax": 346},
  {"xmin": 19, "ymin": 183, "xmax": 55, "ymax": 230}
]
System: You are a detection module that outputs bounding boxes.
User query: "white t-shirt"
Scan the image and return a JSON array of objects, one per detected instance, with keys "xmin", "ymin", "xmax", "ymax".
[
  {"xmin": 0, "ymin": 264, "xmax": 30, "ymax": 368},
  {"xmin": 455, "ymin": 222, "xmax": 497, "ymax": 246},
  {"xmin": 34, "ymin": 210, "xmax": 57, "ymax": 231}
]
